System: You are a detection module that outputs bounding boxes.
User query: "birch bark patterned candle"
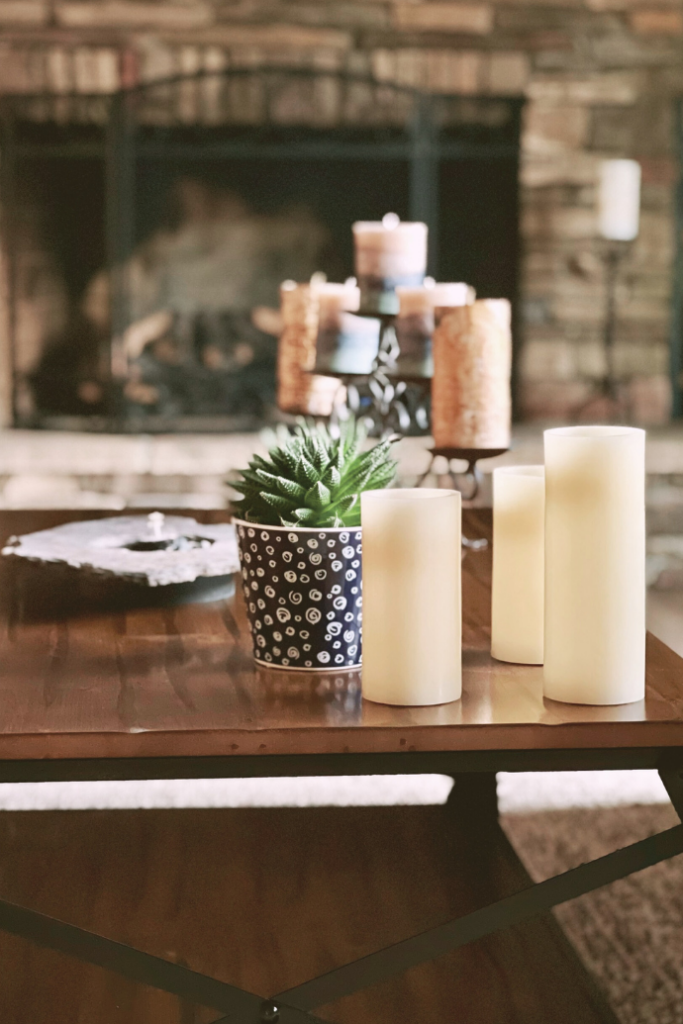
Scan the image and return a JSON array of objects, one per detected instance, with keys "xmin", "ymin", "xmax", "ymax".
[
  {"xmin": 277, "ymin": 281, "xmax": 340, "ymax": 416},
  {"xmin": 432, "ymin": 299, "xmax": 512, "ymax": 449}
]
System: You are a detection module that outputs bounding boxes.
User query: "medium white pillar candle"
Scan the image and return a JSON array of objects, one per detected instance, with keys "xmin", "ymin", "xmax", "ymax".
[
  {"xmin": 598, "ymin": 160, "xmax": 641, "ymax": 241},
  {"xmin": 491, "ymin": 466, "xmax": 545, "ymax": 666},
  {"xmin": 544, "ymin": 426, "xmax": 646, "ymax": 705},
  {"xmin": 361, "ymin": 488, "xmax": 461, "ymax": 706}
]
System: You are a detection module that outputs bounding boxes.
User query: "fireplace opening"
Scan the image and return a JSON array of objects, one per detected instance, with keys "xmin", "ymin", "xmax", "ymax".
[{"xmin": 0, "ymin": 72, "xmax": 521, "ymax": 431}]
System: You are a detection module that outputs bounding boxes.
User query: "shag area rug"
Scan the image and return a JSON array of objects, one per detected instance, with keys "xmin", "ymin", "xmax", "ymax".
[{"xmin": 503, "ymin": 804, "xmax": 683, "ymax": 1024}]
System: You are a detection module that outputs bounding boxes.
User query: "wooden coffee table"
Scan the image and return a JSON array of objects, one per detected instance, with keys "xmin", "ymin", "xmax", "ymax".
[{"xmin": 0, "ymin": 508, "xmax": 681, "ymax": 1024}]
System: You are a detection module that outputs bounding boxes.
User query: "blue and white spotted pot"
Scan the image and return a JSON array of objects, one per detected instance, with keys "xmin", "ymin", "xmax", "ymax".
[{"xmin": 234, "ymin": 520, "xmax": 363, "ymax": 671}]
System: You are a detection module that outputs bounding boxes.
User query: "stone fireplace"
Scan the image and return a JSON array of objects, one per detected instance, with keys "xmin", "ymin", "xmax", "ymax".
[
  {"xmin": 0, "ymin": 0, "xmax": 681, "ymax": 429},
  {"xmin": 1, "ymin": 67, "xmax": 520, "ymax": 429}
]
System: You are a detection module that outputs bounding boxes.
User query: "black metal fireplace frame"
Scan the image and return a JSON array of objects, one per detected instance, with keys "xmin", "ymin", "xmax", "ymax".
[{"xmin": 0, "ymin": 68, "xmax": 523, "ymax": 431}]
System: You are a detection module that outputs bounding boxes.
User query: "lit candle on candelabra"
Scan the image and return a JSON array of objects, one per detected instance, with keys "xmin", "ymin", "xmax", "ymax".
[
  {"xmin": 394, "ymin": 281, "xmax": 475, "ymax": 378},
  {"xmin": 313, "ymin": 280, "xmax": 380, "ymax": 376},
  {"xmin": 431, "ymin": 282, "xmax": 475, "ymax": 312},
  {"xmin": 353, "ymin": 213, "xmax": 427, "ymax": 315},
  {"xmin": 394, "ymin": 284, "xmax": 435, "ymax": 378}
]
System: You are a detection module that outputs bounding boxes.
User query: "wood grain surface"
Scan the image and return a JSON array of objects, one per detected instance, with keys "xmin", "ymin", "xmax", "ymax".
[
  {"xmin": 0, "ymin": 509, "xmax": 680, "ymax": 762},
  {"xmin": 0, "ymin": 798, "xmax": 619, "ymax": 1024}
]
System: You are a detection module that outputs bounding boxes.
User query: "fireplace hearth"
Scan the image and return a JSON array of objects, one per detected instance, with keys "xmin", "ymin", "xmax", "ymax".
[{"xmin": 0, "ymin": 69, "xmax": 521, "ymax": 432}]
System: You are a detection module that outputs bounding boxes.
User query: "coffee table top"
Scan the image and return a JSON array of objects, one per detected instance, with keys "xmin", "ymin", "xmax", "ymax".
[{"xmin": 0, "ymin": 509, "xmax": 681, "ymax": 764}]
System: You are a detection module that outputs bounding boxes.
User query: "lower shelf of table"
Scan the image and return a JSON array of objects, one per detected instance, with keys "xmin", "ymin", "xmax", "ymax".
[{"xmin": 0, "ymin": 802, "xmax": 618, "ymax": 1024}]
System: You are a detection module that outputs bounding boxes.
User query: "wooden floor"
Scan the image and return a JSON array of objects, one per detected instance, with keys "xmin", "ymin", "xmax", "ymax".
[{"xmin": 0, "ymin": 799, "xmax": 619, "ymax": 1024}]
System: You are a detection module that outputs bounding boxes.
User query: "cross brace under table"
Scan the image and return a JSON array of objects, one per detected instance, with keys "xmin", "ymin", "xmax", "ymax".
[{"xmin": 0, "ymin": 759, "xmax": 682, "ymax": 1024}]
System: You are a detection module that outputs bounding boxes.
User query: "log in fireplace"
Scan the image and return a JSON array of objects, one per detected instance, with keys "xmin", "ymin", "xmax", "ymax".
[{"xmin": 0, "ymin": 68, "xmax": 521, "ymax": 432}]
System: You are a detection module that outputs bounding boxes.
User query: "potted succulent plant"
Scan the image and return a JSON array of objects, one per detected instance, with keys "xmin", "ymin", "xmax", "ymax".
[{"xmin": 231, "ymin": 419, "xmax": 396, "ymax": 670}]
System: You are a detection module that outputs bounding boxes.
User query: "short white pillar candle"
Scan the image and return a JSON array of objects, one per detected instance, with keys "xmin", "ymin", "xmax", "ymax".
[
  {"xmin": 598, "ymin": 159, "xmax": 641, "ymax": 241},
  {"xmin": 361, "ymin": 488, "xmax": 462, "ymax": 706},
  {"xmin": 491, "ymin": 466, "xmax": 545, "ymax": 666},
  {"xmin": 544, "ymin": 426, "xmax": 646, "ymax": 706}
]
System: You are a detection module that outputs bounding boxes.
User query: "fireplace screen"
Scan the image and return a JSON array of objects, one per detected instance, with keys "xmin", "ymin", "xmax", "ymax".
[{"xmin": 0, "ymin": 69, "xmax": 521, "ymax": 431}]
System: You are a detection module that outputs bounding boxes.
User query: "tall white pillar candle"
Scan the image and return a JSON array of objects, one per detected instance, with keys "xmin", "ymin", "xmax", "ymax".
[
  {"xmin": 491, "ymin": 466, "xmax": 545, "ymax": 665},
  {"xmin": 598, "ymin": 160, "xmax": 641, "ymax": 241},
  {"xmin": 544, "ymin": 426, "xmax": 646, "ymax": 705},
  {"xmin": 361, "ymin": 489, "xmax": 461, "ymax": 706}
]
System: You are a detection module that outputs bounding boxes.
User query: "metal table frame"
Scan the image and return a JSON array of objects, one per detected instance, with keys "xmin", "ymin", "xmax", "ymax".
[{"xmin": 0, "ymin": 747, "xmax": 681, "ymax": 1024}]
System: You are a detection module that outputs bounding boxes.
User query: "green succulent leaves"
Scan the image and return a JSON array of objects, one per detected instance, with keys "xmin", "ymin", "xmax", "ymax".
[{"xmin": 231, "ymin": 419, "xmax": 397, "ymax": 528}]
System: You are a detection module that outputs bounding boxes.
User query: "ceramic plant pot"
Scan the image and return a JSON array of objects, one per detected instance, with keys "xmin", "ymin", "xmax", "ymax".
[{"xmin": 234, "ymin": 520, "xmax": 363, "ymax": 670}]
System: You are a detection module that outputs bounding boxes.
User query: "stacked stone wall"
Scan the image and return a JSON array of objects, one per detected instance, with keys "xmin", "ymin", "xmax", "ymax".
[{"xmin": 0, "ymin": 0, "xmax": 681, "ymax": 424}]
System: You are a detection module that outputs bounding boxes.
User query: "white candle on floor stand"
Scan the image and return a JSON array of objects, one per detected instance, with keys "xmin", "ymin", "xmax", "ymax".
[
  {"xmin": 491, "ymin": 466, "xmax": 545, "ymax": 666},
  {"xmin": 544, "ymin": 426, "xmax": 646, "ymax": 705},
  {"xmin": 598, "ymin": 160, "xmax": 641, "ymax": 241},
  {"xmin": 361, "ymin": 488, "xmax": 461, "ymax": 706}
]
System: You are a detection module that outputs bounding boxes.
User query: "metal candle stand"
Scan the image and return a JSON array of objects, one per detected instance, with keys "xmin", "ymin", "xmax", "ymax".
[
  {"xmin": 417, "ymin": 447, "xmax": 509, "ymax": 502},
  {"xmin": 319, "ymin": 310, "xmax": 432, "ymax": 437},
  {"xmin": 416, "ymin": 447, "xmax": 510, "ymax": 550},
  {"xmin": 310, "ymin": 293, "xmax": 508, "ymax": 548},
  {"xmin": 573, "ymin": 240, "xmax": 631, "ymax": 422}
]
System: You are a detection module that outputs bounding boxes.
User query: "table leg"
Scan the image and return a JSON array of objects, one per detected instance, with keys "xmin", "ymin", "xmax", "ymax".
[{"xmin": 446, "ymin": 772, "xmax": 499, "ymax": 831}]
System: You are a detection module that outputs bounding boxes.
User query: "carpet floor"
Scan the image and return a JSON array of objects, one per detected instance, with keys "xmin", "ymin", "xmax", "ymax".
[
  {"xmin": 503, "ymin": 804, "xmax": 683, "ymax": 1024},
  {"xmin": 0, "ymin": 775, "xmax": 680, "ymax": 1021}
]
